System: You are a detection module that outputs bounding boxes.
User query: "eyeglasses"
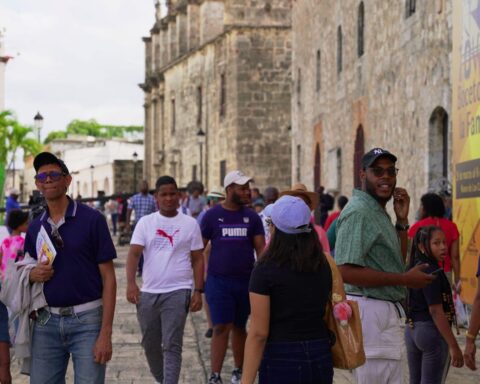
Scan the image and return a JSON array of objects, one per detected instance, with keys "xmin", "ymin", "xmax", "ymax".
[
  {"xmin": 368, "ymin": 166, "xmax": 399, "ymax": 177},
  {"xmin": 35, "ymin": 171, "xmax": 65, "ymax": 183},
  {"xmin": 51, "ymin": 226, "xmax": 64, "ymax": 249}
]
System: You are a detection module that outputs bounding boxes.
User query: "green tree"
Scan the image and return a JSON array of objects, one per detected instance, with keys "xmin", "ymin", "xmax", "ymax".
[
  {"xmin": 0, "ymin": 110, "xmax": 43, "ymax": 205},
  {"xmin": 44, "ymin": 119, "xmax": 143, "ymax": 144}
]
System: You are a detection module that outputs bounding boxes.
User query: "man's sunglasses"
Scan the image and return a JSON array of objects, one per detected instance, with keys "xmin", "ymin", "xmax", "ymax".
[
  {"xmin": 51, "ymin": 226, "xmax": 64, "ymax": 249},
  {"xmin": 35, "ymin": 171, "xmax": 66, "ymax": 183},
  {"xmin": 368, "ymin": 166, "xmax": 399, "ymax": 177}
]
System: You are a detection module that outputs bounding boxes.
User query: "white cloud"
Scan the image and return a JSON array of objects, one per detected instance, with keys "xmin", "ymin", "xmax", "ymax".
[{"xmin": 0, "ymin": 0, "xmax": 165, "ymax": 138}]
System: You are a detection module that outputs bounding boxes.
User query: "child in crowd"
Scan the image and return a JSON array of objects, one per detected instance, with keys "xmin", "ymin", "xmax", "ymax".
[
  {"xmin": 405, "ymin": 226, "xmax": 463, "ymax": 384},
  {"xmin": 0, "ymin": 209, "xmax": 28, "ymax": 383},
  {"xmin": 0, "ymin": 209, "xmax": 29, "ymax": 278}
]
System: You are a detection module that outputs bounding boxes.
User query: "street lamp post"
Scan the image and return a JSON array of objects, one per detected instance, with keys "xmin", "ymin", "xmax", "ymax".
[
  {"xmin": 90, "ymin": 165, "xmax": 95, "ymax": 198},
  {"xmin": 33, "ymin": 112, "xmax": 44, "ymax": 143},
  {"xmin": 132, "ymin": 151, "xmax": 138, "ymax": 194},
  {"xmin": 197, "ymin": 130, "xmax": 205, "ymax": 183}
]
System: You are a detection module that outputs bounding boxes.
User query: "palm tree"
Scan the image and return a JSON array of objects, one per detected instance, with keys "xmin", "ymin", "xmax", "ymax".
[{"xmin": 0, "ymin": 110, "xmax": 42, "ymax": 206}]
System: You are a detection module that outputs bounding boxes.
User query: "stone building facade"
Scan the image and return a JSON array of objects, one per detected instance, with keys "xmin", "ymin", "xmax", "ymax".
[
  {"xmin": 141, "ymin": 0, "xmax": 292, "ymax": 191},
  {"xmin": 292, "ymin": 0, "xmax": 452, "ymax": 217}
]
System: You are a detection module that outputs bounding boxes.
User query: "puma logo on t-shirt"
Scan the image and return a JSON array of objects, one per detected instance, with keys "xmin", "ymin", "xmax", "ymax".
[
  {"xmin": 222, "ymin": 227, "xmax": 248, "ymax": 237},
  {"xmin": 156, "ymin": 229, "xmax": 180, "ymax": 246}
]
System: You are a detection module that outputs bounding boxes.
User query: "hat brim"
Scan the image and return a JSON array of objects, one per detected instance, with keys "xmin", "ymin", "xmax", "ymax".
[
  {"xmin": 33, "ymin": 152, "xmax": 69, "ymax": 174},
  {"xmin": 225, "ymin": 176, "xmax": 252, "ymax": 188},
  {"xmin": 364, "ymin": 153, "xmax": 397, "ymax": 169},
  {"xmin": 279, "ymin": 190, "xmax": 319, "ymax": 210}
]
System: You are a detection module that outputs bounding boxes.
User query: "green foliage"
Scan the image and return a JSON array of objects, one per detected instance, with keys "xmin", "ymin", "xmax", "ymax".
[
  {"xmin": 0, "ymin": 110, "xmax": 43, "ymax": 207},
  {"xmin": 44, "ymin": 119, "xmax": 143, "ymax": 144},
  {"xmin": 0, "ymin": 110, "xmax": 42, "ymax": 165}
]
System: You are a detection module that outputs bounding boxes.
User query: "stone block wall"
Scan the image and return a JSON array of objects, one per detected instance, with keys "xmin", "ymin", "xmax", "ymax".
[
  {"xmin": 113, "ymin": 160, "xmax": 144, "ymax": 194},
  {"xmin": 292, "ymin": 0, "xmax": 452, "ymax": 219},
  {"xmin": 141, "ymin": 0, "xmax": 293, "ymax": 191},
  {"xmin": 234, "ymin": 28, "xmax": 292, "ymax": 189}
]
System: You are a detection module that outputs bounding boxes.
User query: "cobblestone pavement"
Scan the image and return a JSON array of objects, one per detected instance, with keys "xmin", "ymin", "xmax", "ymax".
[{"xmin": 11, "ymin": 244, "xmax": 480, "ymax": 383}]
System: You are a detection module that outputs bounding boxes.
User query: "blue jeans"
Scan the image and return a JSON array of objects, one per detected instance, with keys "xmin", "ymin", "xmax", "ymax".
[
  {"xmin": 30, "ymin": 307, "xmax": 105, "ymax": 384},
  {"xmin": 405, "ymin": 321, "xmax": 450, "ymax": 384},
  {"xmin": 259, "ymin": 338, "xmax": 333, "ymax": 384}
]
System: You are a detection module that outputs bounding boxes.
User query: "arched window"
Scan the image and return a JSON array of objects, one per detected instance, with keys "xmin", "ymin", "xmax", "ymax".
[
  {"xmin": 104, "ymin": 177, "xmax": 110, "ymax": 195},
  {"xmin": 353, "ymin": 125, "xmax": 365, "ymax": 188},
  {"xmin": 337, "ymin": 26, "xmax": 343, "ymax": 74},
  {"xmin": 406, "ymin": 0, "xmax": 415, "ymax": 18},
  {"xmin": 428, "ymin": 107, "xmax": 449, "ymax": 189},
  {"xmin": 297, "ymin": 68, "xmax": 302, "ymax": 105},
  {"xmin": 316, "ymin": 50, "xmax": 321, "ymax": 92},
  {"xmin": 314, "ymin": 143, "xmax": 321, "ymax": 191},
  {"xmin": 358, "ymin": 2, "xmax": 365, "ymax": 57}
]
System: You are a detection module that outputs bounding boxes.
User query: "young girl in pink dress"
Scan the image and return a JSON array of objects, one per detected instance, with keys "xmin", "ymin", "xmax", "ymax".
[{"xmin": 0, "ymin": 209, "xmax": 29, "ymax": 279}]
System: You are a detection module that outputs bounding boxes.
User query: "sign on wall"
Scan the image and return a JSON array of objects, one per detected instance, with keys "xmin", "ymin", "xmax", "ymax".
[{"xmin": 452, "ymin": 0, "xmax": 480, "ymax": 304}]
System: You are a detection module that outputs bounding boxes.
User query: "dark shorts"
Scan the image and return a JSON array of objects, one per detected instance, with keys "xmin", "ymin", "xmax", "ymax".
[{"xmin": 205, "ymin": 274, "xmax": 250, "ymax": 328}]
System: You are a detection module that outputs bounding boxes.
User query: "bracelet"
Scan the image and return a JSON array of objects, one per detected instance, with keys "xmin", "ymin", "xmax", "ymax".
[
  {"xmin": 194, "ymin": 288, "xmax": 204, "ymax": 293},
  {"xmin": 466, "ymin": 331, "xmax": 477, "ymax": 340}
]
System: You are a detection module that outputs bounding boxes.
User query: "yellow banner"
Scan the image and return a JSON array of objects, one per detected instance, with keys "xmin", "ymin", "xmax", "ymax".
[{"xmin": 453, "ymin": 1, "xmax": 480, "ymax": 304}]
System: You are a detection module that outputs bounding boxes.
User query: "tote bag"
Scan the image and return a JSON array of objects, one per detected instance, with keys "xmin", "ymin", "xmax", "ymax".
[{"xmin": 323, "ymin": 254, "xmax": 366, "ymax": 370}]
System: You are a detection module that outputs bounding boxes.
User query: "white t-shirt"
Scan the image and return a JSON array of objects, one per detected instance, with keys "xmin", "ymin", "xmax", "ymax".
[{"xmin": 131, "ymin": 211, "xmax": 204, "ymax": 293}]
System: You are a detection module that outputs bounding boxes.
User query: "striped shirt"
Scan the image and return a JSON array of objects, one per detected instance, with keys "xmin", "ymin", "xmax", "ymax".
[{"xmin": 128, "ymin": 193, "xmax": 157, "ymax": 224}]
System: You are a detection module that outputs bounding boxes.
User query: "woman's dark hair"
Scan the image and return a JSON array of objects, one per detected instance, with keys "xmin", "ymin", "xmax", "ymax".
[
  {"xmin": 409, "ymin": 225, "xmax": 443, "ymax": 268},
  {"xmin": 7, "ymin": 209, "xmax": 29, "ymax": 230},
  {"xmin": 258, "ymin": 225, "xmax": 326, "ymax": 272},
  {"xmin": 155, "ymin": 175, "xmax": 178, "ymax": 190},
  {"xmin": 338, "ymin": 195, "xmax": 349, "ymax": 210},
  {"xmin": 420, "ymin": 193, "xmax": 445, "ymax": 218}
]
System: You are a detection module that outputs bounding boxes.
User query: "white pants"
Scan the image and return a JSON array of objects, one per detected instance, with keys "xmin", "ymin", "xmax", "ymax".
[{"xmin": 347, "ymin": 295, "xmax": 406, "ymax": 384}]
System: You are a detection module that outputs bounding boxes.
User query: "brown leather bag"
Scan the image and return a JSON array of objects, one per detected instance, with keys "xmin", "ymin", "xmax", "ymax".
[{"xmin": 323, "ymin": 254, "xmax": 366, "ymax": 370}]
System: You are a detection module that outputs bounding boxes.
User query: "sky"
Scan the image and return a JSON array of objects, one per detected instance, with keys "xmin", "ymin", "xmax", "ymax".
[{"xmin": 0, "ymin": 0, "xmax": 166, "ymax": 140}]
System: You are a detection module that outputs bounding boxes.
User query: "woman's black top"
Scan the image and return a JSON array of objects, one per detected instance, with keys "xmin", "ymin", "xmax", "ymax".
[{"xmin": 249, "ymin": 260, "xmax": 332, "ymax": 342}]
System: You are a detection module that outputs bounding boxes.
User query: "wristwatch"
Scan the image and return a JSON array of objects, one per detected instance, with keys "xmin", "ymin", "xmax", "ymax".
[
  {"xmin": 395, "ymin": 222, "xmax": 410, "ymax": 231},
  {"xmin": 194, "ymin": 288, "xmax": 204, "ymax": 293}
]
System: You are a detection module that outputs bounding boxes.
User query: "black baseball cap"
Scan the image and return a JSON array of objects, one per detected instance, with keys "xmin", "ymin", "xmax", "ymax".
[
  {"xmin": 33, "ymin": 152, "xmax": 70, "ymax": 174},
  {"xmin": 361, "ymin": 148, "xmax": 397, "ymax": 169}
]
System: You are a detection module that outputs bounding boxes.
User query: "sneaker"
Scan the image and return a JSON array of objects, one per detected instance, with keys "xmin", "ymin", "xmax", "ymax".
[
  {"xmin": 208, "ymin": 373, "xmax": 223, "ymax": 384},
  {"xmin": 231, "ymin": 368, "xmax": 242, "ymax": 384},
  {"xmin": 205, "ymin": 328, "xmax": 213, "ymax": 338}
]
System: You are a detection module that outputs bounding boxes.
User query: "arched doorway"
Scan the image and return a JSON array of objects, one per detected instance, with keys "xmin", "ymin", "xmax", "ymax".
[
  {"xmin": 314, "ymin": 143, "xmax": 321, "ymax": 191},
  {"xmin": 353, "ymin": 125, "xmax": 365, "ymax": 188},
  {"xmin": 428, "ymin": 107, "xmax": 449, "ymax": 190}
]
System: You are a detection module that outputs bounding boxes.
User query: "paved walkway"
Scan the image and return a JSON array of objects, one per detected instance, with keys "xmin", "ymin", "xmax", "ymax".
[{"xmin": 11, "ymin": 244, "xmax": 480, "ymax": 383}]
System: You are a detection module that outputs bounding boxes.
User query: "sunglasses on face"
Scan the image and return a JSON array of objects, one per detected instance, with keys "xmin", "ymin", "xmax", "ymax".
[
  {"xmin": 35, "ymin": 171, "xmax": 65, "ymax": 183},
  {"xmin": 368, "ymin": 166, "xmax": 399, "ymax": 177},
  {"xmin": 51, "ymin": 226, "xmax": 64, "ymax": 249}
]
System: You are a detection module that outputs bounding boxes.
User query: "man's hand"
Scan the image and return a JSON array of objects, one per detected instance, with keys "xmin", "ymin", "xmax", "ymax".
[
  {"xmin": 126, "ymin": 282, "xmax": 140, "ymax": 304},
  {"xmin": 464, "ymin": 339, "xmax": 477, "ymax": 370},
  {"xmin": 29, "ymin": 261, "xmax": 54, "ymax": 283},
  {"xmin": 190, "ymin": 291, "xmax": 202, "ymax": 312},
  {"xmin": 0, "ymin": 365, "xmax": 11, "ymax": 384},
  {"xmin": 402, "ymin": 264, "xmax": 435, "ymax": 289},
  {"xmin": 93, "ymin": 331, "xmax": 112, "ymax": 365},
  {"xmin": 393, "ymin": 187, "xmax": 410, "ymax": 222}
]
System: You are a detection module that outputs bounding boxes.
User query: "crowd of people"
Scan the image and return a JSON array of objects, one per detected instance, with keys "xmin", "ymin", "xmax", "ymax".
[{"xmin": 0, "ymin": 149, "xmax": 479, "ymax": 384}]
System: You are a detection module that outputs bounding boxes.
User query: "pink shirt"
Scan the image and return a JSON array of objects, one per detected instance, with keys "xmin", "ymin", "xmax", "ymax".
[
  {"xmin": 0, "ymin": 235, "xmax": 24, "ymax": 280},
  {"xmin": 311, "ymin": 217, "xmax": 331, "ymax": 254}
]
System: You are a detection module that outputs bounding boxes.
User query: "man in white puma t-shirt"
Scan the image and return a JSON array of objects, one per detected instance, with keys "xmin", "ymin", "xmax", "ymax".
[{"xmin": 126, "ymin": 175, "xmax": 204, "ymax": 384}]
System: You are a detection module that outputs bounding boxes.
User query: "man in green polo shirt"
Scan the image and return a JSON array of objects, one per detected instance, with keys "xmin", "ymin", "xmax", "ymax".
[{"xmin": 336, "ymin": 148, "xmax": 435, "ymax": 384}]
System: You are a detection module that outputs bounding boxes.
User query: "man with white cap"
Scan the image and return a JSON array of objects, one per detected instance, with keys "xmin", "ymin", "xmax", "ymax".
[{"xmin": 201, "ymin": 170, "xmax": 265, "ymax": 384}]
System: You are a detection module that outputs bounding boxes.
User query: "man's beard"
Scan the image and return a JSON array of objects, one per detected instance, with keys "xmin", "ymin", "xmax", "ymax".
[
  {"xmin": 231, "ymin": 191, "xmax": 247, "ymax": 206},
  {"xmin": 365, "ymin": 178, "xmax": 394, "ymax": 205}
]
